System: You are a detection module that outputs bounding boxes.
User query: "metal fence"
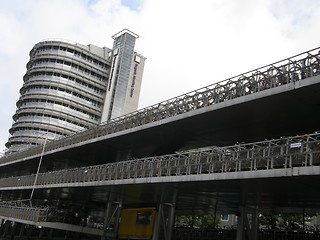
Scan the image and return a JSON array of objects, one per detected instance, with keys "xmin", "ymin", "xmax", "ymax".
[
  {"xmin": 172, "ymin": 228, "xmax": 320, "ymax": 240},
  {"xmin": 0, "ymin": 133, "xmax": 319, "ymax": 189},
  {"xmin": 0, "ymin": 200, "xmax": 90, "ymax": 226},
  {"xmin": 173, "ymin": 228, "xmax": 236, "ymax": 240},
  {"xmin": 2, "ymin": 47, "xmax": 320, "ymax": 166},
  {"xmin": 0, "ymin": 201, "xmax": 49, "ymax": 222}
]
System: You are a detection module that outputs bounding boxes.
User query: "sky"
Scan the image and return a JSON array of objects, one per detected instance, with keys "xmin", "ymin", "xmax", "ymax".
[{"xmin": 1, "ymin": 0, "xmax": 320, "ymax": 154}]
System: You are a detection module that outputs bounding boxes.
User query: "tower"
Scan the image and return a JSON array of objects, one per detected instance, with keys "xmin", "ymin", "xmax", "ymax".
[
  {"xmin": 101, "ymin": 29, "xmax": 145, "ymax": 122},
  {"xmin": 5, "ymin": 30, "xmax": 145, "ymax": 154}
]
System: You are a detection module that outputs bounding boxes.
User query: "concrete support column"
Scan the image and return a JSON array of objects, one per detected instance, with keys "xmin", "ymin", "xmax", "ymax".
[
  {"xmin": 236, "ymin": 206, "xmax": 245, "ymax": 240},
  {"xmin": 152, "ymin": 184, "xmax": 166, "ymax": 240},
  {"xmin": 236, "ymin": 206, "xmax": 259, "ymax": 240},
  {"xmin": 166, "ymin": 186, "xmax": 177, "ymax": 240},
  {"xmin": 152, "ymin": 202, "xmax": 162, "ymax": 240},
  {"xmin": 101, "ymin": 186, "xmax": 123, "ymax": 240},
  {"xmin": 152, "ymin": 184, "xmax": 177, "ymax": 240},
  {"xmin": 18, "ymin": 223, "xmax": 25, "ymax": 238},
  {"xmin": 113, "ymin": 201, "xmax": 122, "ymax": 239},
  {"xmin": 38, "ymin": 226, "xmax": 45, "ymax": 239},
  {"xmin": 48, "ymin": 228, "xmax": 54, "ymax": 238},
  {"xmin": 73, "ymin": 231, "xmax": 80, "ymax": 239},
  {"xmin": 166, "ymin": 202, "xmax": 176, "ymax": 240},
  {"xmin": 102, "ymin": 201, "xmax": 113, "ymax": 240},
  {"xmin": 0, "ymin": 219, "xmax": 5, "ymax": 235},
  {"xmin": 64, "ymin": 229, "xmax": 71, "ymax": 239},
  {"xmin": 26, "ymin": 225, "xmax": 33, "ymax": 237},
  {"xmin": 251, "ymin": 207, "xmax": 259, "ymax": 240},
  {"xmin": 10, "ymin": 222, "xmax": 18, "ymax": 240},
  {"xmin": 3, "ymin": 220, "xmax": 11, "ymax": 238}
]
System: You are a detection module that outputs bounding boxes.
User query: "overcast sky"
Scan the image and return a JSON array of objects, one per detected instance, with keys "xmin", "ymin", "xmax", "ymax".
[{"xmin": 1, "ymin": 0, "xmax": 320, "ymax": 153}]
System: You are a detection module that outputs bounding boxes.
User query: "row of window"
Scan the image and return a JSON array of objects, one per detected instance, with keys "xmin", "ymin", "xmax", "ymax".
[
  {"xmin": 21, "ymin": 84, "xmax": 102, "ymax": 107},
  {"xmin": 8, "ymin": 141, "xmax": 38, "ymax": 147},
  {"xmin": 11, "ymin": 127, "xmax": 67, "ymax": 138},
  {"xmin": 24, "ymin": 71, "xmax": 106, "ymax": 94},
  {"xmin": 18, "ymin": 98, "xmax": 100, "ymax": 121},
  {"xmin": 14, "ymin": 112, "xmax": 88, "ymax": 128},
  {"xmin": 32, "ymin": 44, "xmax": 109, "ymax": 69},
  {"xmin": 29, "ymin": 58, "xmax": 108, "ymax": 82}
]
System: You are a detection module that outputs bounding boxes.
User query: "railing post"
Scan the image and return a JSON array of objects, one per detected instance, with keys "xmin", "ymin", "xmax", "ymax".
[
  {"xmin": 30, "ymin": 136, "xmax": 47, "ymax": 200},
  {"xmin": 306, "ymin": 136, "xmax": 311, "ymax": 166}
]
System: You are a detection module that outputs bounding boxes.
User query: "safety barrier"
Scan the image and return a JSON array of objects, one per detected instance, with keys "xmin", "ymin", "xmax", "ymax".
[
  {"xmin": 0, "ymin": 133, "xmax": 319, "ymax": 189},
  {"xmin": 2, "ymin": 47, "xmax": 320, "ymax": 166},
  {"xmin": 0, "ymin": 201, "xmax": 49, "ymax": 222}
]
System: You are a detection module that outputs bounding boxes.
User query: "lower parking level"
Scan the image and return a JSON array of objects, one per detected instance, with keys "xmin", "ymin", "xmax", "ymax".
[{"xmin": 0, "ymin": 221, "xmax": 320, "ymax": 240}]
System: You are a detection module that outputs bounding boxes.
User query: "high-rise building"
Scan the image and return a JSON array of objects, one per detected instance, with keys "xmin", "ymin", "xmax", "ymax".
[
  {"xmin": 5, "ymin": 29, "xmax": 145, "ymax": 154},
  {"xmin": 101, "ymin": 29, "xmax": 144, "ymax": 121}
]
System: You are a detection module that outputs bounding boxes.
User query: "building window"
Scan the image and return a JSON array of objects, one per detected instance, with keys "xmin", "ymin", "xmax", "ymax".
[
  {"xmin": 136, "ymin": 210, "xmax": 152, "ymax": 225},
  {"xmin": 221, "ymin": 214, "xmax": 229, "ymax": 221},
  {"xmin": 134, "ymin": 55, "xmax": 141, "ymax": 63}
]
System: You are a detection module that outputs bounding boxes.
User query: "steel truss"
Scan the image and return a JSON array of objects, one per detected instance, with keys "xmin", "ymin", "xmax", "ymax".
[
  {"xmin": 0, "ymin": 200, "xmax": 104, "ymax": 237},
  {"xmin": 0, "ymin": 133, "xmax": 319, "ymax": 189},
  {"xmin": 0, "ymin": 200, "xmax": 49, "ymax": 222},
  {"xmin": 2, "ymin": 47, "xmax": 320, "ymax": 165},
  {"xmin": 0, "ymin": 133, "xmax": 319, "ymax": 237}
]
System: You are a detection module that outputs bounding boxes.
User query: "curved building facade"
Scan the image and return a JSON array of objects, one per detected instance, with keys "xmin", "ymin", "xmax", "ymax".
[{"xmin": 6, "ymin": 30, "xmax": 145, "ymax": 153}]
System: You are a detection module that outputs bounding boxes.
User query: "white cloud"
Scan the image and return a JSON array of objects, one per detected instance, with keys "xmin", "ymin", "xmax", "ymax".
[{"xmin": 1, "ymin": 0, "xmax": 320, "ymax": 151}]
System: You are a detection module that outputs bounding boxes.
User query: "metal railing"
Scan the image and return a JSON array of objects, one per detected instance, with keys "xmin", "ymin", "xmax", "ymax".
[
  {"xmin": 0, "ymin": 200, "xmax": 91, "ymax": 226},
  {"xmin": 0, "ymin": 201, "xmax": 50, "ymax": 222},
  {"xmin": 172, "ymin": 228, "xmax": 320, "ymax": 240},
  {"xmin": 0, "ymin": 133, "xmax": 319, "ymax": 189},
  {"xmin": 2, "ymin": 47, "xmax": 320, "ymax": 165}
]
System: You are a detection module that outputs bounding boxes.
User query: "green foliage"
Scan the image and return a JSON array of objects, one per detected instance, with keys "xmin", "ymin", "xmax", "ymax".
[
  {"xmin": 259, "ymin": 213, "xmax": 317, "ymax": 230},
  {"xmin": 259, "ymin": 214, "xmax": 279, "ymax": 230},
  {"xmin": 279, "ymin": 213, "xmax": 315, "ymax": 230},
  {"xmin": 200, "ymin": 215, "xmax": 221, "ymax": 229},
  {"xmin": 175, "ymin": 215, "xmax": 221, "ymax": 229}
]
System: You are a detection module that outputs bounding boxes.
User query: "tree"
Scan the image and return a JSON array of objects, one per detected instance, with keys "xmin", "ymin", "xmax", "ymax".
[
  {"xmin": 175, "ymin": 215, "xmax": 221, "ymax": 229},
  {"xmin": 259, "ymin": 213, "xmax": 317, "ymax": 230},
  {"xmin": 279, "ymin": 213, "xmax": 315, "ymax": 231},
  {"xmin": 259, "ymin": 214, "xmax": 279, "ymax": 230},
  {"xmin": 199, "ymin": 215, "xmax": 221, "ymax": 229}
]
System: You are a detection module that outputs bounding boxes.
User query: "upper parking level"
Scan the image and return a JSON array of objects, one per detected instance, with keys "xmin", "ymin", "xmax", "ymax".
[{"xmin": 2, "ymin": 47, "xmax": 320, "ymax": 167}]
